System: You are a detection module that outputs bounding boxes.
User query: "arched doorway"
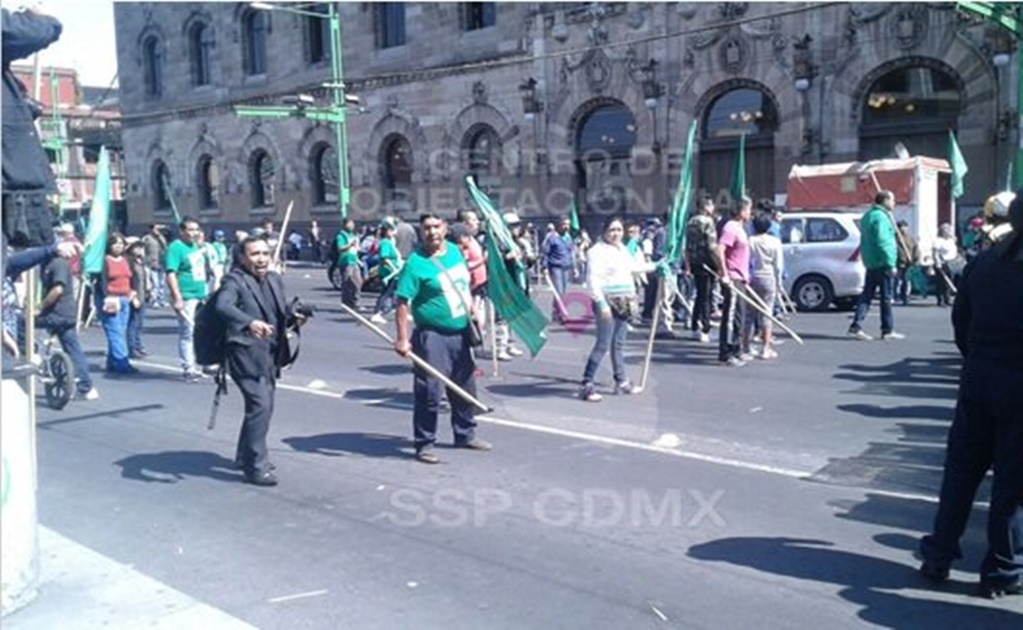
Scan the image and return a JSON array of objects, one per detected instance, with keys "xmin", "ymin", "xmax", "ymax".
[
  {"xmin": 381, "ymin": 134, "xmax": 413, "ymax": 208},
  {"xmin": 699, "ymin": 86, "xmax": 778, "ymax": 209},
  {"xmin": 575, "ymin": 101, "xmax": 637, "ymax": 224},
  {"xmin": 465, "ymin": 124, "xmax": 502, "ymax": 192},
  {"xmin": 859, "ymin": 62, "xmax": 962, "ymax": 160}
]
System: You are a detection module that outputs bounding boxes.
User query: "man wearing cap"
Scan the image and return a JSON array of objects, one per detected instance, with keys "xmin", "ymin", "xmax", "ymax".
[
  {"xmin": 335, "ymin": 218, "xmax": 361, "ymax": 310},
  {"xmin": 393, "ymin": 213, "xmax": 491, "ymax": 464}
]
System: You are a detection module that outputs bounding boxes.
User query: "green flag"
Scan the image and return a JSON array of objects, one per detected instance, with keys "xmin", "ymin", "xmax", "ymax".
[
  {"xmin": 465, "ymin": 176, "xmax": 549, "ymax": 357},
  {"xmin": 568, "ymin": 198, "xmax": 580, "ymax": 235},
  {"xmin": 948, "ymin": 129, "xmax": 968, "ymax": 199},
  {"xmin": 82, "ymin": 147, "xmax": 111, "ymax": 275},
  {"xmin": 665, "ymin": 121, "xmax": 698, "ymax": 266},
  {"xmin": 730, "ymin": 132, "xmax": 746, "ymax": 205}
]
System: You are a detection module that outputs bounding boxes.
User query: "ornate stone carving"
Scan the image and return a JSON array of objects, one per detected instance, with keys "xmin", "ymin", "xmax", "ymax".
[
  {"xmin": 627, "ymin": 7, "xmax": 647, "ymax": 30},
  {"xmin": 472, "ymin": 81, "xmax": 487, "ymax": 105},
  {"xmin": 849, "ymin": 3, "xmax": 891, "ymax": 24},
  {"xmin": 889, "ymin": 6, "xmax": 927, "ymax": 50},
  {"xmin": 676, "ymin": 3, "xmax": 699, "ymax": 20},
  {"xmin": 716, "ymin": 3, "xmax": 749, "ymax": 22},
  {"xmin": 586, "ymin": 48, "xmax": 613, "ymax": 93},
  {"xmin": 719, "ymin": 37, "xmax": 747, "ymax": 75}
]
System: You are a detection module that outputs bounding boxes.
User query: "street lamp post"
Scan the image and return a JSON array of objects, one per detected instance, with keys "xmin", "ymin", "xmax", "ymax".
[{"xmin": 236, "ymin": 2, "xmax": 353, "ymax": 218}]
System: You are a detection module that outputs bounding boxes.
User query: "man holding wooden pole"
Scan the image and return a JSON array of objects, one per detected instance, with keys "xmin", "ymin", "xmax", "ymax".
[
  {"xmin": 716, "ymin": 197, "xmax": 753, "ymax": 367},
  {"xmin": 393, "ymin": 213, "xmax": 492, "ymax": 464}
]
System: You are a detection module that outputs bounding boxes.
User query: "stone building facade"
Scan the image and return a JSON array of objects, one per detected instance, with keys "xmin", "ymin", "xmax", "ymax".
[{"xmin": 113, "ymin": 2, "xmax": 1018, "ymax": 234}]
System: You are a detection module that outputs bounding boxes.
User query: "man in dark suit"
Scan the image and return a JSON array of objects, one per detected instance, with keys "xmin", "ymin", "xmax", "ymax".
[{"xmin": 215, "ymin": 236, "xmax": 304, "ymax": 486}]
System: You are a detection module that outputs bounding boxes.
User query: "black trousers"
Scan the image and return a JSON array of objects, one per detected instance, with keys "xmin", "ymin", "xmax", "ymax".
[
  {"xmin": 232, "ymin": 372, "xmax": 276, "ymax": 474},
  {"xmin": 718, "ymin": 281, "xmax": 746, "ymax": 361},
  {"xmin": 690, "ymin": 272, "xmax": 714, "ymax": 334},
  {"xmin": 412, "ymin": 328, "xmax": 477, "ymax": 451}
]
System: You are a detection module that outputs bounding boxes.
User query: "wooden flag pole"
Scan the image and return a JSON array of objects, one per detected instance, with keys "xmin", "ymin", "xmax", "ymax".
[
  {"xmin": 488, "ymin": 296, "xmax": 499, "ymax": 378},
  {"xmin": 702, "ymin": 265, "xmax": 804, "ymax": 345},
  {"xmin": 339, "ymin": 302, "xmax": 492, "ymax": 414},
  {"xmin": 272, "ymin": 200, "xmax": 296, "ymax": 270},
  {"xmin": 638, "ymin": 277, "xmax": 664, "ymax": 392},
  {"xmin": 543, "ymin": 269, "xmax": 569, "ymax": 321},
  {"xmin": 74, "ymin": 277, "xmax": 88, "ymax": 332}
]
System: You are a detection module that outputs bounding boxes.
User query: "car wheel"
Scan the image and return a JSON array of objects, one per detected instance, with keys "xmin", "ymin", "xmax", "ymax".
[{"xmin": 792, "ymin": 275, "xmax": 834, "ymax": 312}]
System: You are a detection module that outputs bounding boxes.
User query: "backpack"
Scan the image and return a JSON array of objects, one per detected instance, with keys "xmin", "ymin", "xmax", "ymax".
[{"xmin": 193, "ymin": 289, "xmax": 226, "ymax": 366}]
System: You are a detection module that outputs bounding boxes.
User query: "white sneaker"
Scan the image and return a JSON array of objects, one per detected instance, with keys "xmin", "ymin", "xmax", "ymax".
[
  {"xmin": 507, "ymin": 346, "xmax": 524, "ymax": 357},
  {"xmin": 370, "ymin": 313, "xmax": 387, "ymax": 324},
  {"xmin": 496, "ymin": 351, "xmax": 513, "ymax": 362},
  {"xmin": 80, "ymin": 388, "xmax": 100, "ymax": 401},
  {"xmin": 699, "ymin": 332, "xmax": 711, "ymax": 344},
  {"xmin": 881, "ymin": 331, "xmax": 906, "ymax": 340}
]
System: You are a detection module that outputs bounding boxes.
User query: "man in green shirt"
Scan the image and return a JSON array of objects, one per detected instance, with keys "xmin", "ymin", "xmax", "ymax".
[
  {"xmin": 336, "ymin": 218, "xmax": 361, "ymax": 309},
  {"xmin": 394, "ymin": 213, "xmax": 491, "ymax": 464},
  {"xmin": 166, "ymin": 216, "xmax": 209, "ymax": 381},
  {"xmin": 848, "ymin": 190, "xmax": 903, "ymax": 341}
]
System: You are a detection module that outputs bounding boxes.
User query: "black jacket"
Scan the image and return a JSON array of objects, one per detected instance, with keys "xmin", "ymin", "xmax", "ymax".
[
  {"xmin": 952, "ymin": 235, "xmax": 1023, "ymax": 369},
  {"xmin": 2, "ymin": 8, "xmax": 62, "ymax": 193},
  {"xmin": 215, "ymin": 268, "xmax": 293, "ymax": 379}
]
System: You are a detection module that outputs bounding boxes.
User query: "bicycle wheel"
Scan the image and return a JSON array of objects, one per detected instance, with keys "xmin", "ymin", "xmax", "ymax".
[{"xmin": 45, "ymin": 350, "xmax": 75, "ymax": 410}]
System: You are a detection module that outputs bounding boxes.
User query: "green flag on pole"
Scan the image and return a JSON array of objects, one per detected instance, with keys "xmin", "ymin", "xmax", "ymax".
[
  {"xmin": 162, "ymin": 171, "xmax": 182, "ymax": 225},
  {"xmin": 948, "ymin": 129, "xmax": 969, "ymax": 199},
  {"xmin": 665, "ymin": 121, "xmax": 698, "ymax": 266},
  {"xmin": 568, "ymin": 198, "xmax": 581, "ymax": 235},
  {"xmin": 82, "ymin": 147, "xmax": 111, "ymax": 275},
  {"xmin": 730, "ymin": 132, "xmax": 746, "ymax": 205},
  {"xmin": 465, "ymin": 176, "xmax": 549, "ymax": 357}
]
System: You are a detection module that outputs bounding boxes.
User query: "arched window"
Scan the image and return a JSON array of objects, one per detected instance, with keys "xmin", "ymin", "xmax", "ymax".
[
  {"xmin": 152, "ymin": 160, "xmax": 171, "ymax": 210},
  {"xmin": 700, "ymin": 86, "xmax": 778, "ymax": 207},
  {"xmin": 306, "ymin": 3, "xmax": 331, "ymax": 63},
  {"xmin": 575, "ymin": 102, "xmax": 636, "ymax": 217},
  {"xmin": 382, "ymin": 134, "xmax": 413, "ymax": 200},
  {"xmin": 466, "ymin": 125, "xmax": 501, "ymax": 179},
  {"xmin": 250, "ymin": 150, "xmax": 276, "ymax": 208},
  {"xmin": 242, "ymin": 10, "xmax": 269, "ymax": 75},
  {"xmin": 310, "ymin": 143, "xmax": 338, "ymax": 205},
  {"xmin": 189, "ymin": 23, "xmax": 213, "ymax": 86},
  {"xmin": 142, "ymin": 36, "xmax": 162, "ymax": 96},
  {"xmin": 197, "ymin": 155, "xmax": 219, "ymax": 209},
  {"xmin": 859, "ymin": 64, "xmax": 962, "ymax": 160}
]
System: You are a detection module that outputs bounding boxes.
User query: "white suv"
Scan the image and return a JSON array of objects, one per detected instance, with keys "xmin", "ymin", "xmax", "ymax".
[{"xmin": 779, "ymin": 211, "xmax": 866, "ymax": 312}]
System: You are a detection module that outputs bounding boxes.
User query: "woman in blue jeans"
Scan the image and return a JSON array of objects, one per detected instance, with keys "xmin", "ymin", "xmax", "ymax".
[
  {"xmin": 98, "ymin": 233, "xmax": 137, "ymax": 374},
  {"xmin": 579, "ymin": 216, "xmax": 656, "ymax": 402}
]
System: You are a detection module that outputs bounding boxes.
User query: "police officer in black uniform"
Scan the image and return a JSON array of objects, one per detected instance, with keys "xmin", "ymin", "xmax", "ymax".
[{"xmin": 919, "ymin": 188, "xmax": 1023, "ymax": 599}]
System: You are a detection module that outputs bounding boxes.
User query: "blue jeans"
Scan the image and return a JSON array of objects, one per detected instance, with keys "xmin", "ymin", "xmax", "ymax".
[
  {"xmin": 583, "ymin": 304, "xmax": 629, "ymax": 385},
  {"xmin": 375, "ymin": 278, "xmax": 396, "ymax": 316},
  {"xmin": 100, "ymin": 296, "xmax": 132, "ymax": 372},
  {"xmin": 127, "ymin": 302, "xmax": 146, "ymax": 355},
  {"xmin": 548, "ymin": 267, "xmax": 570, "ymax": 319},
  {"xmin": 849, "ymin": 268, "xmax": 895, "ymax": 334},
  {"xmin": 177, "ymin": 299, "xmax": 200, "ymax": 374},
  {"xmin": 42, "ymin": 320, "xmax": 92, "ymax": 394}
]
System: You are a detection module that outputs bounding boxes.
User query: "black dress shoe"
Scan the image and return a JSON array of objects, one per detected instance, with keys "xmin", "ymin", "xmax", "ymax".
[
  {"xmin": 919, "ymin": 560, "xmax": 950, "ymax": 584},
  {"xmin": 244, "ymin": 470, "xmax": 278, "ymax": 486},
  {"xmin": 979, "ymin": 578, "xmax": 1023, "ymax": 599}
]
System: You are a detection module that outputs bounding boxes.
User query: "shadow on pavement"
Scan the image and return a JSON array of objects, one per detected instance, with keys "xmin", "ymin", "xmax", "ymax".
[
  {"xmin": 283, "ymin": 432, "xmax": 409, "ymax": 459},
  {"xmin": 114, "ymin": 450, "xmax": 240, "ymax": 484},
  {"xmin": 687, "ymin": 537, "xmax": 1017, "ymax": 627},
  {"xmin": 343, "ymin": 386, "xmax": 413, "ymax": 410},
  {"xmin": 37, "ymin": 404, "xmax": 164, "ymax": 428}
]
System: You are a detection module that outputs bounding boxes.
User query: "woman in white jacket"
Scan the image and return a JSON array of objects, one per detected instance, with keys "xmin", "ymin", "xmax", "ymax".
[{"xmin": 579, "ymin": 216, "xmax": 656, "ymax": 402}]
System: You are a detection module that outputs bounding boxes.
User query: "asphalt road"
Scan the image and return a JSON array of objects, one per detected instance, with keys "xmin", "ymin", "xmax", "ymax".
[{"xmin": 27, "ymin": 267, "xmax": 1021, "ymax": 628}]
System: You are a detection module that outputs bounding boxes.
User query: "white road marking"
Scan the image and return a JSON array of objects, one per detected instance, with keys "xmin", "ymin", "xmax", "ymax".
[
  {"xmin": 131, "ymin": 359, "xmax": 943, "ymax": 502},
  {"xmin": 267, "ymin": 589, "xmax": 328, "ymax": 603}
]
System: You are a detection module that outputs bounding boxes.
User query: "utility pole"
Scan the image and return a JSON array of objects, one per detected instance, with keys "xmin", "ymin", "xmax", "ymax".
[
  {"xmin": 234, "ymin": 2, "xmax": 354, "ymax": 218},
  {"xmin": 958, "ymin": 2, "xmax": 1023, "ymax": 189}
]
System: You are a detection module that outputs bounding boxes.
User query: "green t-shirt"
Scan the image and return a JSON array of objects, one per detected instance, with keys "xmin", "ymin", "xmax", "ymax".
[
  {"xmin": 336, "ymin": 231, "xmax": 358, "ymax": 266},
  {"xmin": 377, "ymin": 237, "xmax": 402, "ymax": 277},
  {"xmin": 395, "ymin": 243, "xmax": 471, "ymax": 333},
  {"xmin": 165, "ymin": 240, "xmax": 208, "ymax": 300}
]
